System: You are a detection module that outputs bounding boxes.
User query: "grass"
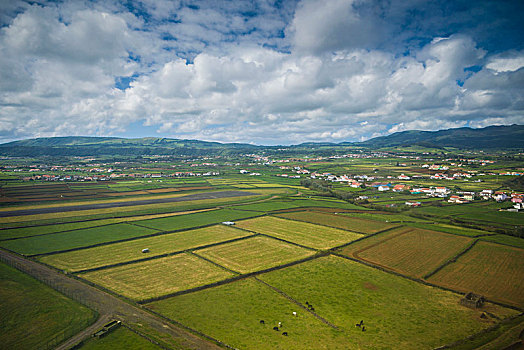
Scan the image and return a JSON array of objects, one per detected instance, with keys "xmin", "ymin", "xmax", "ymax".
[
  {"xmin": 0, "ymin": 223, "xmax": 159, "ymax": 255},
  {"xmin": 231, "ymin": 200, "xmax": 301, "ymax": 212},
  {"xmin": 40, "ymin": 225, "xmax": 252, "ymax": 272},
  {"xmin": 235, "ymin": 216, "xmax": 363, "ymax": 249},
  {"xmin": 428, "ymin": 241, "xmax": 524, "ymax": 308},
  {"xmin": 134, "ymin": 208, "xmax": 260, "ymax": 232},
  {"xmin": 146, "ymin": 277, "xmax": 348, "ymax": 350},
  {"xmin": 79, "ymin": 326, "xmax": 161, "ymax": 350},
  {"xmin": 275, "ymin": 211, "xmax": 396, "ymax": 234},
  {"xmin": 259, "ymin": 256, "xmax": 518, "ymax": 349},
  {"xmin": 0, "ymin": 262, "xmax": 96, "ymax": 349},
  {"xmin": 80, "ymin": 253, "xmax": 235, "ymax": 301},
  {"xmin": 479, "ymin": 234, "xmax": 524, "ymax": 249},
  {"xmin": 339, "ymin": 226, "xmax": 473, "ymax": 278},
  {"xmin": 194, "ymin": 236, "xmax": 315, "ymax": 273},
  {"xmin": 342, "ymin": 212, "xmax": 430, "ymax": 223},
  {"xmin": 407, "ymin": 222, "xmax": 494, "ymax": 237}
]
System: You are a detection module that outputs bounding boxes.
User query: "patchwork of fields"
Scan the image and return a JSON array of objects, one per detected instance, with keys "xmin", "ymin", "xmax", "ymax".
[{"xmin": 1, "ymin": 181, "xmax": 522, "ymax": 350}]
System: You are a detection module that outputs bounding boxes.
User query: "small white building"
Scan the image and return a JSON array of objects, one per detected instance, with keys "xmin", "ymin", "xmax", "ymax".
[{"xmin": 222, "ymin": 221, "xmax": 235, "ymax": 225}]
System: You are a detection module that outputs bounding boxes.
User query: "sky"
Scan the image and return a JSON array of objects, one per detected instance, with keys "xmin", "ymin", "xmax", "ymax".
[{"xmin": 0, "ymin": 0, "xmax": 523, "ymax": 145}]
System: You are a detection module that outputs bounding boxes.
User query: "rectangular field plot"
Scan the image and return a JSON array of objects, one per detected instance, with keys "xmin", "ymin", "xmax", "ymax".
[
  {"xmin": 79, "ymin": 253, "xmax": 235, "ymax": 301},
  {"xmin": 258, "ymin": 256, "xmax": 517, "ymax": 350},
  {"xmin": 146, "ymin": 278, "xmax": 349, "ymax": 350},
  {"xmin": 231, "ymin": 200, "xmax": 300, "ymax": 212},
  {"xmin": 194, "ymin": 236, "xmax": 315, "ymax": 273},
  {"xmin": 338, "ymin": 227, "xmax": 473, "ymax": 278},
  {"xmin": 40, "ymin": 225, "xmax": 251, "ymax": 272},
  {"xmin": 134, "ymin": 208, "xmax": 260, "ymax": 232},
  {"xmin": 428, "ymin": 242, "xmax": 524, "ymax": 307},
  {"xmin": 275, "ymin": 211, "xmax": 396, "ymax": 234},
  {"xmin": 0, "ymin": 223, "xmax": 159, "ymax": 256},
  {"xmin": 235, "ymin": 216, "xmax": 363, "ymax": 249}
]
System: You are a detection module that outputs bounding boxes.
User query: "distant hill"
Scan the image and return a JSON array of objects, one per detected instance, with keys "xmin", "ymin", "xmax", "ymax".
[
  {"xmin": 357, "ymin": 124, "xmax": 524, "ymax": 149},
  {"xmin": 0, "ymin": 124, "xmax": 522, "ymax": 157}
]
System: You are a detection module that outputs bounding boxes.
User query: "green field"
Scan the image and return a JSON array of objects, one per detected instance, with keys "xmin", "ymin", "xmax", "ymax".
[
  {"xmin": 79, "ymin": 326, "xmax": 161, "ymax": 350},
  {"xmin": 134, "ymin": 208, "xmax": 261, "ymax": 232},
  {"xmin": 235, "ymin": 216, "xmax": 363, "ymax": 249},
  {"xmin": 0, "ymin": 262, "xmax": 96, "ymax": 349},
  {"xmin": 259, "ymin": 256, "xmax": 517, "ymax": 349},
  {"xmin": 147, "ymin": 277, "xmax": 348, "ymax": 350},
  {"xmin": 80, "ymin": 253, "xmax": 235, "ymax": 301},
  {"xmin": 275, "ymin": 211, "xmax": 396, "ymax": 234},
  {"xmin": 39, "ymin": 225, "xmax": 252, "ymax": 272},
  {"xmin": 0, "ymin": 223, "xmax": 160, "ymax": 256},
  {"xmin": 195, "ymin": 236, "xmax": 315, "ymax": 273}
]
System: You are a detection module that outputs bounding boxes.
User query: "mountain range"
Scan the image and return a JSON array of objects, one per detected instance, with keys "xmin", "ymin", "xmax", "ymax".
[{"xmin": 1, "ymin": 124, "xmax": 522, "ymax": 157}]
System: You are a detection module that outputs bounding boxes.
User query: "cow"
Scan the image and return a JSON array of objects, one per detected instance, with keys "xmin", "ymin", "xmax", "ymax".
[
  {"xmin": 362, "ymin": 326, "xmax": 366, "ymax": 332},
  {"xmin": 292, "ymin": 312, "xmax": 297, "ymax": 316},
  {"xmin": 282, "ymin": 332, "xmax": 288, "ymax": 336},
  {"xmin": 260, "ymin": 320, "xmax": 265, "ymax": 324},
  {"xmin": 273, "ymin": 326, "xmax": 279, "ymax": 331}
]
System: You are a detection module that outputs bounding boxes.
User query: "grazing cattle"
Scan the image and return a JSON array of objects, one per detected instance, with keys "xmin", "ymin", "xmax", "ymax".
[
  {"xmin": 292, "ymin": 312, "xmax": 297, "ymax": 316},
  {"xmin": 360, "ymin": 320, "xmax": 364, "ymax": 326},
  {"xmin": 273, "ymin": 326, "xmax": 279, "ymax": 331},
  {"xmin": 310, "ymin": 307, "xmax": 315, "ymax": 311},
  {"xmin": 362, "ymin": 326, "xmax": 366, "ymax": 332},
  {"xmin": 260, "ymin": 320, "xmax": 265, "ymax": 324},
  {"xmin": 278, "ymin": 322, "xmax": 282, "ymax": 327},
  {"xmin": 306, "ymin": 301, "xmax": 310, "ymax": 305},
  {"xmin": 282, "ymin": 332, "xmax": 288, "ymax": 336},
  {"xmin": 355, "ymin": 323, "xmax": 361, "ymax": 327}
]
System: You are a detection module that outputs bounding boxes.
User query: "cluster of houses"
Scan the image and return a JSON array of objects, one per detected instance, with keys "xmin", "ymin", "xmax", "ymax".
[{"xmin": 21, "ymin": 171, "xmax": 220, "ymax": 182}]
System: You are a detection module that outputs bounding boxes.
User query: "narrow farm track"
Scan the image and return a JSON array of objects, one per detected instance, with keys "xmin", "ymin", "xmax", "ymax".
[
  {"xmin": 0, "ymin": 190, "xmax": 256, "ymax": 217},
  {"xmin": 0, "ymin": 248, "xmax": 221, "ymax": 350}
]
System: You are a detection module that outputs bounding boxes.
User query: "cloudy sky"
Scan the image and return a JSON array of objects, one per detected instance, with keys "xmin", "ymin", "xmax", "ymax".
[{"xmin": 1, "ymin": 0, "xmax": 523, "ymax": 145}]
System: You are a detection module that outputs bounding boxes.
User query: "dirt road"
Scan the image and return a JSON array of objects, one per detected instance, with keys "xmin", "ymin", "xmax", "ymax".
[{"xmin": 0, "ymin": 248, "xmax": 222, "ymax": 350}]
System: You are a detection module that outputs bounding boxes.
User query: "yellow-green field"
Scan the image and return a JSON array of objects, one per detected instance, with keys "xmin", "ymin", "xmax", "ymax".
[
  {"xmin": 79, "ymin": 253, "xmax": 235, "ymax": 301},
  {"xmin": 235, "ymin": 216, "xmax": 363, "ymax": 249},
  {"xmin": 195, "ymin": 236, "xmax": 315, "ymax": 273},
  {"xmin": 40, "ymin": 225, "xmax": 252, "ymax": 272},
  {"xmin": 275, "ymin": 211, "xmax": 396, "ymax": 234}
]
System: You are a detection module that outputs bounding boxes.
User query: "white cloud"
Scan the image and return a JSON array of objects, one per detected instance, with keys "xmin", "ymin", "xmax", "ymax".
[{"xmin": 0, "ymin": 0, "xmax": 522, "ymax": 144}]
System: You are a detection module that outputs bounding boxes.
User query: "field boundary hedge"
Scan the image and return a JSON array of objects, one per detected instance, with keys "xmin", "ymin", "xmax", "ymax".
[
  {"xmin": 423, "ymin": 239, "xmax": 480, "ymax": 280},
  {"xmin": 138, "ymin": 253, "xmax": 328, "ymax": 304}
]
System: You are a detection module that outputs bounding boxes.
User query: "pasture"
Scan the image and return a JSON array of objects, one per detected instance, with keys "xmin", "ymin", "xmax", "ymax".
[
  {"xmin": 234, "ymin": 216, "xmax": 363, "ymax": 249},
  {"xmin": 0, "ymin": 262, "xmax": 96, "ymax": 349},
  {"xmin": 259, "ymin": 256, "xmax": 518, "ymax": 349},
  {"xmin": 275, "ymin": 211, "xmax": 396, "ymax": 234},
  {"xmin": 0, "ymin": 223, "xmax": 159, "ymax": 256},
  {"xmin": 40, "ymin": 224, "xmax": 252, "ymax": 272},
  {"xmin": 194, "ymin": 236, "xmax": 315, "ymax": 273},
  {"xmin": 147, "ymin": 278, "xmax": 348, "ymax": 350},
  {"xmin": 338, "ymin": 227, "xmax": 473, "ymax": 278},
  {"xmin": 79, "ymin": 253, "xmax": 235, "ymax": 301},
  {"xmin": 134, "ymin": 208, "xmax": 261, "ymax": 232},
  {"xmin": 428, "ymin": 241, "xmax": 524, "ymax": 308}
]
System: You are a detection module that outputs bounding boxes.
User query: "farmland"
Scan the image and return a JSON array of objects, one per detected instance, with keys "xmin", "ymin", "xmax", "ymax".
[
  {"xmin": 194, "ymin": 235, "xmax": 316, "ymax": 273},
  {"xmin": 0, "ymin": 143, "xmax": 522, "ymax": 349},
  {"xmin": 39, "ymin": 224, "xmax": 252, "ymax": 272},
  {"xmin": 235, "ymin": 216, "xmax": 364, "ymax": 249},
  {"xmin": 0, "ymin": 262, "xmax": 96, "ymax": 349},
  {"xmin": 147, "ymin": 256, "xmax": 518, "ymax": 350},
  {"xmin": 428, "ymin": 241, "xmax": 524, "ymax": 307},
  {"xmin": 338, "ymin": 226, "xmax": 474, "ymax": 278},
  {"xmin": 79, "ymin": 253, "xmax": 235, "ymax": 301},
  {"xmin": 275, "ymin": 210, "xmax": 396, "ymax": 234}
]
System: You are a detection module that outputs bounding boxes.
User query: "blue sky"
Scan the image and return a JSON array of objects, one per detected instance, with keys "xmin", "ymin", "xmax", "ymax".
[{"xmin": 0, "ymin": 0, "xmax": 523, "ymax": 145}]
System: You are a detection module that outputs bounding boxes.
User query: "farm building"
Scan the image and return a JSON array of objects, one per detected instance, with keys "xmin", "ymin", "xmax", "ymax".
[{"xmin": 460, "ymin": 292, "xmax": 485, "ymax": 309}]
